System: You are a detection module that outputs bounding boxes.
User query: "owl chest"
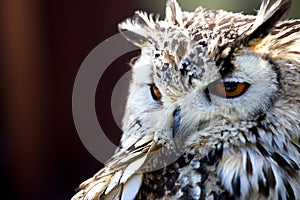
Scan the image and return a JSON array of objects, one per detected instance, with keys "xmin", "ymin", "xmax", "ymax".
[{"xmin": 137, "ymin": 150, "xmax": 230, "ymax": 200}]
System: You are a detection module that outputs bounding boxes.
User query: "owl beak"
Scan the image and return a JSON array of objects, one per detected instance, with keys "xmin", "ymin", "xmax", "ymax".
[{"xmin": 172, "ymin": 107, "xmax": 181, "ymax": 137}]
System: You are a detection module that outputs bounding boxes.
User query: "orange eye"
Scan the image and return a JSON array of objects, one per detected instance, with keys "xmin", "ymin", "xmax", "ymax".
[
  {"xmin": 150, "ymin": 84, "xmax": 162, "ymax": 101},
  {"xmin": 209, "ymin": 82, "xmax": 250, "ymax": 98}
]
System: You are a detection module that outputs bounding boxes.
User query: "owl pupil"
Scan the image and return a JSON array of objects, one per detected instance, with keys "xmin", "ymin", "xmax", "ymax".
[{"xmin": 224, "ymin": 82, "xmax": 237, "ymax": 92}]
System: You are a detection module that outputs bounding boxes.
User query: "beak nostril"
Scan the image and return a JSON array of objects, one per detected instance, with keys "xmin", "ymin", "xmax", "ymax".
[{"xmin": 172, "ymin": 107, "xmax": 181, "ymax": 137}]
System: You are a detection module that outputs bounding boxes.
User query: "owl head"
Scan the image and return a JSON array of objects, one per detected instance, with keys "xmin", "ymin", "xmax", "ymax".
[{"xmin": 118, "ymin": 0, "xmax": 300, "ymax": 150}]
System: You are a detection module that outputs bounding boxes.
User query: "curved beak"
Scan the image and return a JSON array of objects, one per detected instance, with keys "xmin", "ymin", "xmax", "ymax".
[{"xmin": 172, "ymin": 107, "xmax": 181, "ymax": 137}]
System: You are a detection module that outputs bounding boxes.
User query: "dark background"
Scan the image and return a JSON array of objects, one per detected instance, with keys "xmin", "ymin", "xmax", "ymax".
[{"xmin": 1, "ymin": 0, "xmax": 299, "ymax": 199}]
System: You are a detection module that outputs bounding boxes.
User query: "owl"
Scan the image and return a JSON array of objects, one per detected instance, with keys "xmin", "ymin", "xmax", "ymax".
[{"xmin": 72, "ymin": 0, "xmax": 300, "ymax": 199}]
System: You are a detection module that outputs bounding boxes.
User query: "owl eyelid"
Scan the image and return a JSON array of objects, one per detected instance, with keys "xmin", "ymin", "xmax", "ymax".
[{"xmin": 207, "ymin": 81, "xmax": 250, "ymax": 99}]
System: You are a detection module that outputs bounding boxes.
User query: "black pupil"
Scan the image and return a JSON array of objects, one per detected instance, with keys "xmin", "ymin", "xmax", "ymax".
[{"xmin": 224, "ymin": 82, "xmax": 238, "ymax": 92}]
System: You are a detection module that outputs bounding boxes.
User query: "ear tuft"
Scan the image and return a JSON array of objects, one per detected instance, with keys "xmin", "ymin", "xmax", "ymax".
[
  {"xmin": 118, "ymin": 12, "xmax": 157, "ymax": 47},
  {"xmin": 166, "ymin": 0, "xmax": 183, "ymax": 26},
  {"xmin": 244, "ymin": 0, "xmax": 292, "ymax": 43}
]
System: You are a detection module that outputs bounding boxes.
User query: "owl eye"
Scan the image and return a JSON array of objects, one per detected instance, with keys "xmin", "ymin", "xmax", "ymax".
[
  {"xmin": 150, "ymin": 84, "xmax": 162, "ymax": 101},
  {"xmin": 208, "ymin": 81, "xmax": 250, "ymax": 99}
]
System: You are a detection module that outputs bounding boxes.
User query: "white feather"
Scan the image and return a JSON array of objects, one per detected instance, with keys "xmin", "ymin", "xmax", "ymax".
[
  {"xmin": 83, "ymin": 182, "xmax": 107, "ymax": 200},
  {"xmin": 120, "ymin": 155, "xmax": 146, "ymax": 183},
  {"xmin": 121, "ymin": 174, "xmax": 143, "ymax": 200},
  {"xmin": 104, "ymin": 170, "xmax": 123, "ymax": 195}
]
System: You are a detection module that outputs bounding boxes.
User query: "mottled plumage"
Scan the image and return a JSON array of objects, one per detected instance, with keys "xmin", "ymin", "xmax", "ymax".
[{"xmin": 72, "ymin": 0, "xmax": 300, "ymax": 199}]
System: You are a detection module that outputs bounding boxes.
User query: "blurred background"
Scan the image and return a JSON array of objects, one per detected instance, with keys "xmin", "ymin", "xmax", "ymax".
[{"xmin": 1, "ymin": 0, "xmax": 299, "ymax": 199}]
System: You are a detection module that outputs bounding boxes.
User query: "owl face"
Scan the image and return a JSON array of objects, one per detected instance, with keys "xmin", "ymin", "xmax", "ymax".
[{"xmin": 124, "ymin": 46, "xmax": 280, "ymax": 143}]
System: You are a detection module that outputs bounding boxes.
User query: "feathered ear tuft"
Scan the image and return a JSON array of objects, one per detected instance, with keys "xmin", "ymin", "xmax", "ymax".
[
  {"xmin": 244, "ymin": 0, "xmax": 292, "ymax": 43},
  {"xmin": 118, "ymin": 11, "xmax": 157, "ymax": 47},
  {"xmin": 165, "ymin": 0, "xmax": 183, "ymax": 25}
]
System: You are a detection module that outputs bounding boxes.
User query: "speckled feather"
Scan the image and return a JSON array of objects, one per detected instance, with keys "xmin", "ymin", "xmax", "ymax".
[{"xmin": 72, "ymin": 0, "xmax": 300, "ymax": 199}]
